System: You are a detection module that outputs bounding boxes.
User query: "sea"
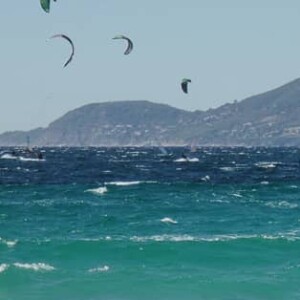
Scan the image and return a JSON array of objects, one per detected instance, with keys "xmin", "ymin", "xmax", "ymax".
[{"xmin": 1, "ymin": 146, "xmax": 300, "ymax": 300}]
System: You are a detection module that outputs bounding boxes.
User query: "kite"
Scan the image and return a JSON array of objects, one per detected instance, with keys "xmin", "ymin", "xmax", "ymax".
[
  {"xmin": 40, "ymin": 0, "xmax": 56, "ymax": 13},
  {"xmin": 112, "ymin": 35, "xmax": 134, "ymax": 55},
  {"xmin": 50, "ymin": 34, "xmax": 75, "ymax": 68},
  {"xmin": 181, "ymin": 78, "xmax": 192, "ymax": 94}
]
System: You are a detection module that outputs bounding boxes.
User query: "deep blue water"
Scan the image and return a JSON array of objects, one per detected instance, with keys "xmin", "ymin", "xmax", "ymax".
[{"xmin": 1, "ymin": 147, "xmax": 300, "ymax": 299}]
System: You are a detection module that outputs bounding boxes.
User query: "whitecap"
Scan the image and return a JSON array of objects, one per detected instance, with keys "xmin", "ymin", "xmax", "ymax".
[
  {"xmin": 0, "ymin": 264, "xmax": 9, "ymax": 273},
  {"xmin": 201, "ymin": 175, "xmax": 210, "ymax": 182},
  {"xmin": 88, "ymin": 265, "xmax": 110, "ymax": 273},
  {"xmin": 230, "ymin": 193, "xmax": 243, "ymax": 198},
  {"xmin": 86, "ymin": 187, "xmax": 108, "ymax": 195},
  {"xmin": 289, "ymin": 185, "xmax": 298, "ymax": 189},
  {"xmin": 0, "ymin": 238, "xmax": 18, "ymax": 248},
  {"xmin": 105, "ymin": 181, "xmax": 141, "ymax": 186},
  {"xmin": 255, "ymin": 162, "xmax": 277, "ymax": 169},
  {"xmin": 174, "ymin": 157, "xmax": 199, "ymax": 163},
  {"xmin": 6, "ymin": 240, "xmax": 18, "ymax": 248},
  {"xmin": 0, "ymin": 154, "xmax": 18, "ymax": 160},
  {"xmin": 220, "ymin": 167, "xmax": 235, "ymax": 172},
  {"xmin": 130, "ymin": 234, "xmax": 289, "ymax": 243},
  {"xmin": 105, "ymin": 181, "xmax": 155, "ymax": 186},
  {"xmin": 19, "ymin": 157, "xmax": 45, "ymax": 162},
  {"xmin": 13, "ymin": 263, "xmax": 55, "ymax": 271},
  {"xmin": 160, "ymin": 217, "xmax": 178, "ymax": 224},
  {"xmin": 188, "ymin": 157, "xmax": 200, "ymax": 162},
  {"xmin": 130, "ymin": 235, "xmax": 196, "ymax": 242},
  {"xmin": 265, "ymin": 201, "xmax": 298, "ymax": 209},
  {"xmin": 261, "ymin": 181, "xmax": 269, "ymax": 185}
]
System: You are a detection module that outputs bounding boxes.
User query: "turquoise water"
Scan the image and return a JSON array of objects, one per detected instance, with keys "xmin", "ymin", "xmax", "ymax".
[{"xmin": 1, "ymin": 147, "xmax": 300, "ymax": 299}]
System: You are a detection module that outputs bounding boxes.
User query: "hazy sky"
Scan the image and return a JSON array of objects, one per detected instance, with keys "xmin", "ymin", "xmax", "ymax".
[{"xmin": 1, "ymin": 1, "xmax": 300, "ymax": 133}]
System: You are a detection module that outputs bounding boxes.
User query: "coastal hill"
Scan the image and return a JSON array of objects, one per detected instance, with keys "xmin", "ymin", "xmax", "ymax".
[{"xmin": 1, "ymin": 79, "xmax": 300, "ymax": 146}]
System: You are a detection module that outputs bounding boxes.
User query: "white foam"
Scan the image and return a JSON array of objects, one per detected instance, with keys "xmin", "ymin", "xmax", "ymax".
[
  {"xmin": 88, "ymin": 265, "xmax": 110, "ymax": 273},
  {"xmin": 86, "ymin": 187, "xmax": 108, "ymax": 195},
  {"xmin": 289, "ymin": 185, "xmax": 298, "ymax": 189},
  {"xmin": 105, "ymin": 181, "xmax": 155, "ymax": 186},
  {"xmin": 220, "ymin": 167, "xmax": 235, "ymax": 172},
  {"xmin": 201, "ymin": 175, "xmax": 210, "ymax": 182},
  {"xmin": 13, "ymin": 263, "xmax": 55, "ymax": 271},
  {"xmin": 19, "ymin": 157, "xmax": 45, "ymax": 162},
  {"xmin": 231, "ymin": 193, "xmax": 243, "ymax": 198},
  {"xmin": 0, "ymin": 154, "xmax": 18, "ymax": 160},
  {"xmin": 79, "ymin": 233, "xmax": 300, "ymax": 243},
  {"xmin": 261, "ymin": 181, "xmax": 269, "ymax": 185},
  {"xmin": 0, "ymin": 238, "xmax": 18, "ymax": 248},
  {"xmin": 160, "ymin": 217, "xmax": 178, "ymax": 224},
  {"xmin": 175, "ymin": 158, "xmax": 185, "ymax": 163},
  {"xmin": 265, "ymin": 201, "xmax": 298, "ymax": 209},
  {"xmin": 130, "ymin": 233, "xmax": 300, "ymax": 243},
  {"xmin": 0, "ymin": 264, "xmax": 9, "ymax": 273},
  {"xmin": 105, "ymin": 181, "xmax": 141, "ymax": 186},
  {"xmin": 174, "ymin": 157, "xmax": 199, "ymax": 163},
  {"xmin": 255, "ymin": 162, "xmax": 277, "ymax": 169},
  {"xmin": 131, "ymin": 235, "xmax": 196, "ymax": 242},
  {"xmin": 6, "ymin": 240, "xmax": 18, "ymax": 248}
]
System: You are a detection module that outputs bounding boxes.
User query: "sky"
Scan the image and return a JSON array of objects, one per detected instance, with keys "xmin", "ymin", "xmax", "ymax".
[{"xmin": 1, "ymin": 1, "xmax": 300, "ymax": 133}]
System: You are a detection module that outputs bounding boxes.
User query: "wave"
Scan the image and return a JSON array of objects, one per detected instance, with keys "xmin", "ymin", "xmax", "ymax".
[
  {"xmin": 130, "ymin": 234, "xmax": 231, "ymax": 242},
  {"xmin": 13, "ymin": 263, "xmax": 55, "ymax": 271},
  {"xmin": 88, "ymin": 265, "xmax": 110, "ymax": 273},
  {"xmin": 0, "ymin": 237, "xmax": 18, "ymax": 248},
  {"xmin": 0, "ymin": 264, "xmax": 9, "ymax": 273},
  {"xmin": 220, "ymin": 167, "xmax": 235, "ymax": 172},
  {"xmin": 0, "ymin": 154, "xmax": 18, "ymax": 160},
  {"xmin": 264, "ymin": 201, "xmax": 298, "ymax": 209},
  {"xmin": 255, "ymin": 161, "xmax": 279, "ymax": 169},
  {"xmin": 23, "ymin": 231, "xmax": 300, "ymax": 246},
  {"xmin": 261, "ymin": 181, "xmax": 269, "ymax": 185},
  {"xmin": 0, "ymin": 154, "xmax": 45, "ymax": 162},
  {"xmin": 104, "ymin": 181, "xmax": 156, "ymax": 186},
  {"xmin": 160, "ymin": 217, "xmax": 178, "ymax": 224},
  {"xmin": 201, "ymin": 175, "xmax": 210, "ymax": 182},
  {"xmin": 85, "ymin": 187, "xmax": 108, "ymax": 195},
  {"xmin": 230, "ymin": 193, "xmax": 243, "ymax": 198},
  {"xmin": 174, "ymin": 157, "xmax": 199, "ymax": 163},
  {"xmin": 19, "ymin": 157, "xmax": 45, "ymax": 162},
  {"xmin": 130, "ymin": 233, "xmax": 300, "ymax": 243}
]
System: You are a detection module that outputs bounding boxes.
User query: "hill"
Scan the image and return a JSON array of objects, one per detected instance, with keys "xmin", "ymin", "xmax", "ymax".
[{"xmin": 1, "ymin": 79, "xmax": 300, "ymax": 146}]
